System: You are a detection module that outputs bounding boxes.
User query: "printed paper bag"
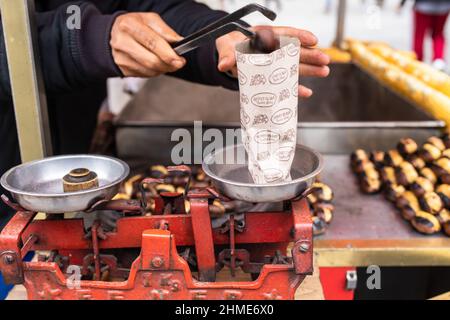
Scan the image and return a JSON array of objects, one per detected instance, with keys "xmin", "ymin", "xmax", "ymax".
[{"xmin": 236, "ymin": 36, "xmax": 300, "ymax": 184}]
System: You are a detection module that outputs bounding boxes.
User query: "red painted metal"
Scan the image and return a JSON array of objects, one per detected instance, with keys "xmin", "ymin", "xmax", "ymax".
[
  {"xmin": 0, "ymin": 193, "xmax": 313, "ymax": 300},
  {"xmin": 189, "ymin": 192, "xmax": 216, "ymax": 282},
  {"xmin": 21, "ymin": 212, "xmax": 294, "ymax": 250},
  {"xmin": 291, "ymin": 200, "xmax": 313, "ymax": 275},
  {"xmin": 319, "ymin": 267, "xmax": 356, "ymax": 300},
  {"xmin": 91, "ymin": 221, "xmax": 102, "ymax": 281},
  {"xmin": 0, "ymin": 211, "xmax": 36, "ymax": 284}
]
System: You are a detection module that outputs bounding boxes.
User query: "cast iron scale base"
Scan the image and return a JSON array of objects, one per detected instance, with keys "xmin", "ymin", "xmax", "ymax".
[{"xmin": 0, "ymin": 186, "xmax": 312, "ymax": 300}]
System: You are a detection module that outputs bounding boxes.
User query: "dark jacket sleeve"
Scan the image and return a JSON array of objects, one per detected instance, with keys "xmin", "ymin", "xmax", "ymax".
[
  {"xmin": 0, "ymin": 1, "xmax": 124, "ymax": 99},
  {"xmin": 125, "ymin": 0, "xmax": 241, "ymax": 90},
  {"xmin": 0, "ymin": 0, "xmax": 240, "ymax": 100}
]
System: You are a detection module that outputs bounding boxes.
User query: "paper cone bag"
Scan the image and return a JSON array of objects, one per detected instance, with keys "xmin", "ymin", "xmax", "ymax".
[{"xmin": 236, "ymin": 36, "xmax": 300, "ymax": 184}]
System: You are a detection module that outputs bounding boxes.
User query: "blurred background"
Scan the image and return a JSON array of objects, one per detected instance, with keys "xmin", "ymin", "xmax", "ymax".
[{"xmin": 202, "ymin": 0, "xmax": 450, "ymax": 65}]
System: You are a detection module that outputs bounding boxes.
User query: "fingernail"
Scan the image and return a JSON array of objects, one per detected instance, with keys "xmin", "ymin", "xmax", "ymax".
[
  {"xmin": 306, "ymin": 88, "xmax": 313, "ymax": 96},
  {"xmin": 172, "ymin": 59, "xmax": 184, "ymax": 68},
  {"xmin": 218, "ymin": 58, "xmax": 228, "ymax": 70}
]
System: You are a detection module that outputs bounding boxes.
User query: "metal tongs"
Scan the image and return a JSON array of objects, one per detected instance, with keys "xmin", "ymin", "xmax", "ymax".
[{"xmin": 172, "ymin": 3, "xmax": 277, "ymax": 55}]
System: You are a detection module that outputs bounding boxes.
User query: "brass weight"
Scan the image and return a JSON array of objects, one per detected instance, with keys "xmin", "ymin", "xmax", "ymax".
[{"xmin": 63, "ymin": 168, "xmax": 99, "ymax": 192}]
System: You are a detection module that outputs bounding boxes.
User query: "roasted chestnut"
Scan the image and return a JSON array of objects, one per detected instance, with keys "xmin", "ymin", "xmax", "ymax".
[
  {"xmin": 427, "ymin": 136, "xmax": 446, "ymax": 151},
  {"xmin": 311, "ymin": 182, "xmax": 334, "ymax": 202},
  {"xmin": 113, "ymin": 192, "xmax": 130, "ymax": 201},
  {"xmin": 419, "ymin": 191, "xmax": 444, "ymax": 214},
  {"xmin": 370, "ymin": 151, "xmax": 386, "ymax": 168},
  {"xmin": 351, "ymin": 149, "xmax": 369, "ymax": 172},
  {"xmin": 360, "ymin": 167, "xmax": 380, "ymax": 180},
  {"xmin": 149, "ymin": 165, "xmax": 168, "ymax": 178},
  {"xmin": 353, "ymin": 160, "xmax": 376, "ymax": 175},
  {"xmin": 307, "ymin": 193, "xmax": 318, "ymax": 205},
  {"xmin": 436, "ymin": 184, "xmax": 450, "ymax": 209},
  {"xmin": 176, "ymin": 186, "xmax": 186, "ymax": 195},
  {"xmin": 419, "ymin": 167, "xmax": 438, "ymax": 185},
  {"xmin": 395, "ymin": 161, "xmax": 418, "ymax": 186},
  {"xmin": 209, "ymin": 199, "xmax": 226, "ymax": 218},
  {"xmin": 436, "ymin": 208, "xmax": 450, "ymax": 225},
  {"xmin": 410, "ymin": 177, "xmax": 434, "ymax": 197},
  {"xmin": 443, "ymin": 134, "xmax": 450, "ymax": 149},
  {"xmin": 385, "ymin": 184, "xmax": 405, "ymax": 202},
  {"xmin": 411, "ymin": 211, "xmax": 441, "ymax": 234},
  {"xmin": 396, "ymin": 191, "xmax": 419, "ymax": 221},
  {"xmin": 380, "ymin": 166, "xmax": 397, "ymax": 186},
  {"xmin": 401, "ymin": 206, "xmax": 418, "ymax": 221},
  {"xmin": 124, "ymin": 174, "xmax": 143, "ymax": 197},
  {"xmin": 444, "ymin": 221, "xmax": 450, "ymax": 237},
  {"xmin": 250, "ymin": 28, "xmax": 280, "ymax": 53},
  {"xmin": 314, "ymin": 203, "xmax": 334, "ymax": 224},
  {"xmin": 351, "ymin": 149, "xmax": 369, "ymax": 164},
  {"xmin": 155, "ymin": 183, "xmax": 176, "ymax": 193},
  {"xmin": 397, "ymin": 138, "xmax": 418, "ymax": 156},
  {"xmin": 195, "ymin": 168, "xmax": 208, "ymax": 182},
  {"xmin": 384, "ymin": 150, "xmax": 404, "ymax": 167},
  {"xmin": 430, "ymin": 157, "xmax": 450, "ymax": 177},
  {"xmin": 312, "ymin": 216, "xmax": 327, "ymax": 236},
  {"xmin": 419, "ymin": 143, "xmax": 441, "ymax": 163},
  {"xmin": 360, "ymin": 176, "xmax": 382, "ymax": 194},
  {"xmin": 441, "ymin": 173, "xmax": 450, "ymax": 185},
  {"xmin": 396, "ymin": 190, "xmax": 419, "ymax": 208},
  {"xmin": 443, "ymin": 149, "xmax": 450, "ymax": 159},
  {"xmin": 406, "ymin": 154, "xmax": 426, "ymax": 170}
]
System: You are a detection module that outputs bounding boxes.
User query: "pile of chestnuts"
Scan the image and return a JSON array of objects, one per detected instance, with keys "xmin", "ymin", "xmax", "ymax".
[
  {"xmin": 351, "ymin": 133, "xmax": 450, "ymax": 236},
  {"xmin": 307, "ymin": 181, "xmax": 335, "ymax": 236},
  {"xmin": 115, "ymin": 165, "xmax": 335, "ymax": 236}
]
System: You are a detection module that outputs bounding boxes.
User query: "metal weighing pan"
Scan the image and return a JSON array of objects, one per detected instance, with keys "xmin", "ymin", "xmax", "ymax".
[
  {"xmin": 1, "ymin": 155, "xmax": 129, "ymax": 213},
  {"xmin": 203, "ymin": 144, "xmax": 323, "ymax": 202}
]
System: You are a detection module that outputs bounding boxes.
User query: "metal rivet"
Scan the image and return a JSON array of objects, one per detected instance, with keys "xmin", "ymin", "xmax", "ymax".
[
  {"xmin": 299, "ymin": 243, "xmax": 310, "ymax": 253},
  {"xmin": 3, "ymin": 254, "xmax": 15, "ymax": 265},
  {"xmin": 151, "ymin": 256, "xmax": 164, "ymax": 268}
]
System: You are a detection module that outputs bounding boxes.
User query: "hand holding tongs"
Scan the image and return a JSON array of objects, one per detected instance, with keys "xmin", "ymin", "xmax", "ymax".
[{"xmin": 172, "ymin": 3, "xmax": 277, "ymax": 55}]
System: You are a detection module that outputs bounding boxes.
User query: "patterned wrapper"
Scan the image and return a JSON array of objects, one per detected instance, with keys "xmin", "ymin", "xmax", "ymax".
[{"xmin": 236, "ymin": 36, "xmax": 300, "ymax": 184}]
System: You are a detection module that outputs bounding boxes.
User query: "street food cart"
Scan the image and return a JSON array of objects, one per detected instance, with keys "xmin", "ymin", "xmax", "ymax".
[{"xmin": 0, "ymin": 0, "xmax": 449, "ymax": 300}]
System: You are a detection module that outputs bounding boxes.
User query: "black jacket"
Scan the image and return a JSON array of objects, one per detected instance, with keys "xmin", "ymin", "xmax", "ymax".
[{"xmin": 0, "ymin": 0, "xmax": 238, "ymax": 99}]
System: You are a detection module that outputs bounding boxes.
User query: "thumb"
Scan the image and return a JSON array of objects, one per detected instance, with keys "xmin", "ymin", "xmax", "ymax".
[{"xmin": 216, "ymin": 41, "xmax": 236, "ymax": 72}]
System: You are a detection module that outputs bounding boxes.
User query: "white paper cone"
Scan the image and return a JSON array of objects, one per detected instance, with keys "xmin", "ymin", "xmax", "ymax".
[{"xmin": 236, "ymin": 36, "xmax": 300, "ymax": 184}]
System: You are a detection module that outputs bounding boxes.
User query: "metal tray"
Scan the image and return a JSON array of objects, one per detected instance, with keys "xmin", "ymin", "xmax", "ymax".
[
  {"xmin": 1, "ymin": 155, "xmax": 129, "ymax": 213},
  {"xmin": 203, "ymin": 144, "xmax": 323, "ymax": 202}
]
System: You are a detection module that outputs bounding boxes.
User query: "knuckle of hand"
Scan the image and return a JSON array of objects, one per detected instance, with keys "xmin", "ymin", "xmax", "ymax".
[
  {"xmin": 118, "ymin": 19, "xmax": 132, "ymax": 33},
  {"xmin": 148, "ymin": 12, "xmax": 161, "ymax": 19},
  {"xmin": 313, "ymin": 49, "xmax": 323, "ymax": 60},
  {"xmin": 145, "ymin": 37, "xmax": 157, "ymax": 51},
  {"xmin": 144, "ymin": 60, "xmax": 155, "ymax": 70},
  {"xmin": 110, "ymin": 37, "xmax": 118, "ymax": 48}
]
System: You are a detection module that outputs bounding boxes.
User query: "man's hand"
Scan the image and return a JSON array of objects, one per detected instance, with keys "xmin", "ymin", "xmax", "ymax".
[
  {"xmin": 216, "ymin": 26, "xmax": 330, "ymax": 98},
  {"xmin": 110, "ymin": 13, "xmax": 186, "ymax": 77}
]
